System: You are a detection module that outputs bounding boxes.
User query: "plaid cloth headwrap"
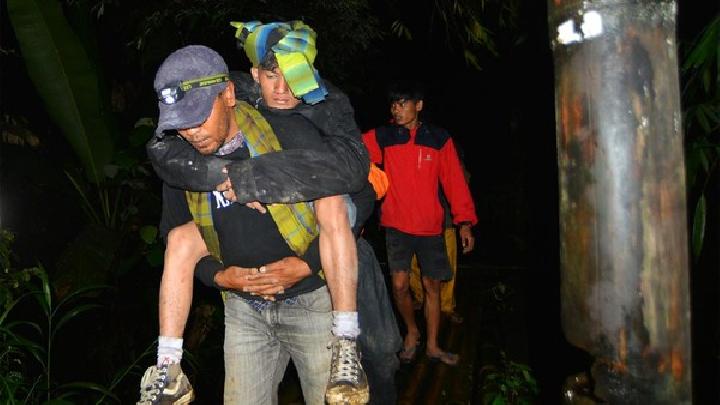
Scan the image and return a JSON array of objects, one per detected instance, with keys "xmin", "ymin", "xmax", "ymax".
[{"xmin": 230, "ymin": 20, "xmax": 328, "ymax": 104}]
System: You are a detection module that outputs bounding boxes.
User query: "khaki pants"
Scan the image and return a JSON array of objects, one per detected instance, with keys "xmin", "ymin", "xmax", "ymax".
[{"xmin": 409, "ymin": 227, "xmax": 457, "ymax": 313}]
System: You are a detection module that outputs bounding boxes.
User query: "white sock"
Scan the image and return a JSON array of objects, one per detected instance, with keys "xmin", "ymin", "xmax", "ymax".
[
  {"xmin": 332, "ymin": 311, "xmax": 360, "ymax": 338},
  {"xmin": 157, "ymin": 336, "xmax": 183, "ymax": 366}
]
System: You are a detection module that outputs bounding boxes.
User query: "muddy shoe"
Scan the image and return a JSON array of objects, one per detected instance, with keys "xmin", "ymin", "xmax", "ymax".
[
  {"xmin": 325, "ymin": 337, "xmax": 369, "ymax": 404},
  {"xmin": 137, "ymin": 363, "xmax": 194, "ymax": 405}
]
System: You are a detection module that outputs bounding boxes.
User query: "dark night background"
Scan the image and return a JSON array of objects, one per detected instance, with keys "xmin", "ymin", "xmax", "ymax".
[{"xmin": 0, "ymin": 0, "xmax": 718, "ymax": 403}]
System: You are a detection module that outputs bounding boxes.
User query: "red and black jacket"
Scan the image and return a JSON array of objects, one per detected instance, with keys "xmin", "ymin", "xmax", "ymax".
[{"xmin": 362, "ymin": 123, "xmax": 477, "ymax": 236}]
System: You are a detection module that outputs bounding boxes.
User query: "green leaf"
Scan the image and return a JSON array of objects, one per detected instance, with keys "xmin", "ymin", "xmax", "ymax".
[
  {"xmin": 0, "ymin": 291, "xmax": 33, "ymax": 326},
  {"xmin": 0, "ymin": 328, "xmax": 47, "ymax": 369},
  {"xmin": 130, "ymin": 122, "xmax": 154, "ymax": 147},
  {"xmin": 682, "ymin": 16, "xmax": 719, "ymax": 71},
  {"xmin": 7, "ymin": 0, "xmax": 114, "ymax": 183},
  {"xmin": 65, "ymin": 171, "xmax": 102, "ymax": 224},
  {"xmin": 55, "ymin": 285, "xmax": 108, "ymax": 315},
  {"xmin": 145, "ymin": 244, "xmax": 165, "ymax": 267},
  {"xmin": 692, "ymin": 195, "xmax": 706, "ymax": 261},
  {"xmin": 26, "ymin": 266, "xmax": 52, "ymax": 317},
  {"xmin": 464, "ymin": 49, "xmax": 482, "ymax": 70},
  {"xmin": 697, "ymin": 105, "xmax": 712, "ymax": 133},
  {"xmin": 391, "ymin": 20, "xmax": 413, "ymax": 40},
  {"xmin": 104, "ymin": 340, "xmax": 156, "ymax": 396},
  {"xmin": 139, "ymin": 225, "xmax": 158, "ymax": 245},
  {"xmin": 705, "ymin": 106, "xmax": 720, "ymax": 126},
  {"xmin": 104, "ymin": 164, "xmax": 119, "ymax": 179},
  {"xmin": 491, "ymin": 396, "xmax": 506, "ymax": 405},
  {"xmin": 703, "ymin": 68, "xmax": 711, "ymax": 94},
  {"xmin": 55, "ymin": 381, "xmax": 120, "ymax": 403},
  {"xmin": 113, "ymin": 151, "xmax": 139, "ymax": 171},
  {"xmin": 52, "ymin": 304, "xmax": 102, "ymax": 340}
]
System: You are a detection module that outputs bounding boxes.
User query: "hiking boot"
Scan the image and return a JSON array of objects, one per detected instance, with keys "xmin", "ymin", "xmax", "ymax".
[
  {"xmin": 137, "ymin": 363, "xmax": 194, "ymax": 405},
  {"xmin": 325, "ymin": 337, "xmax": 369, "ymax": 404}
]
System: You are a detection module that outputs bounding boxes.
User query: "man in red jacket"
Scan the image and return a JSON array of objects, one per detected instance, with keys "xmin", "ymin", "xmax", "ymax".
[{"xmin": 362, "ymin": 82, "xmax": 477, "ymax": 366}]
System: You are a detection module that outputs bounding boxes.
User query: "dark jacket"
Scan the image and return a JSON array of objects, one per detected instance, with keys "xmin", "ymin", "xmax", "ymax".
[{"xmin": 146, "ymin": 72, "xmax": 369, "ymax": 203}]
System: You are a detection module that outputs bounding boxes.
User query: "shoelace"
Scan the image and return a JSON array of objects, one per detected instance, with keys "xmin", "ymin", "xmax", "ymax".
[
  {"xmin": 330, "ymin": 340, "xmax": 361, "ymax": 384},
  {"xmin": 140, "ymin": 364, "xmax": 169, "ymax": 403}
]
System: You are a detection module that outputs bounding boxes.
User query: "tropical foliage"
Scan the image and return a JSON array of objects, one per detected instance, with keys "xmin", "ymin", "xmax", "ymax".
[
  {"xmin": 683, "ymin": 15, "xmax": 720, "ymax": 261},
  {"xmin": 0, "ymin": 229, "xmax": 153, "ymax": 404},
  {"xmin": 389, "ymin": 0, "xmax": 521, "ymax": 69},
  {"xmin": 7, "ymin": 0, "xmax": 114, "ymax": 185},
  {"xmin": 481, "ymin": 351, "xmax": 539, "ymax": 405}
]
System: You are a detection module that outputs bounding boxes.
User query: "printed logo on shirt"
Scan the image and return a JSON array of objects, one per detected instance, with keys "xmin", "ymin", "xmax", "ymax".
[
  {"xmin": 417, "ymin": 149, "xmax": 434, "ymax": 169},
  {"xmin": 212, "ymin": 191, "xmax": 233, "ymax": 209}
]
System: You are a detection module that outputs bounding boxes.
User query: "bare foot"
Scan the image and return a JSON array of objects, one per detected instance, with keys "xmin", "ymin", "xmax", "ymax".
[
  {"xmin": 403, "ymin": 330, "xmax": 421, "ymax": 351},
  {"xmin": 398, "ymin": 330, "xmax": 421, "ymax": 363},
  {"xmin": 426, "ymin": 350, "xmax": 459, "ymax": 366}
]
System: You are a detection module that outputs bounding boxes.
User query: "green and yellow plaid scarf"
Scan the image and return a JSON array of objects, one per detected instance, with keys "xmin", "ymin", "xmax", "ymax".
[
  {"xmin": 185, "ymin": 100, "xmax": 319, "ymax": 258},
  {"xmin": 230, "ymin": 20, "xmax": 328, "ymax": 104},
  {"xmin": 234, "ymin": 101, "xmax": 319, "ymax": 255}
]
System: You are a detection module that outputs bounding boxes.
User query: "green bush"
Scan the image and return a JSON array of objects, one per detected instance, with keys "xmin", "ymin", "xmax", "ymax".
[
  {"xmin": 481, "ymin": 351, "xmax": 539, "ymax": 405},
  {"xmin": 0, "ymin": 229, "xmax": 151, "ymax": 404}
]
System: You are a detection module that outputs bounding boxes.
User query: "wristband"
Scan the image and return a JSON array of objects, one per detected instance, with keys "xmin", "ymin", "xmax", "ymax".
[{"xmin": 195, "ymin": 255, "xmax": 224, "ymax": 289}]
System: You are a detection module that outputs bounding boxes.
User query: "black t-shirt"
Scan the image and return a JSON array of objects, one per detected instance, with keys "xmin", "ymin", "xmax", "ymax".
[{"xmin": 159, "ymin": 105, "xmax": 332, "ymax": 299}]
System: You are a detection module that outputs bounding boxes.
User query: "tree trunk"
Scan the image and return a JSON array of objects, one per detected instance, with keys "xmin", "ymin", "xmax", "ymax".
[{"xmin": 548, "ymin": 1, "xmax": 692, "ymax": 402}]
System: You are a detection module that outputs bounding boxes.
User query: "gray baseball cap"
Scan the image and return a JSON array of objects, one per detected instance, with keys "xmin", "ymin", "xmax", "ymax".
[{"xmin": 154, "ymin": 45, "xmax": 230, "ymax": 135}]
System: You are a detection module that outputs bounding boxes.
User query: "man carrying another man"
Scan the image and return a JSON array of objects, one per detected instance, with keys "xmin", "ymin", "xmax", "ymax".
[{"xmin": 138, "ymin": 21, "xmax": 374, "ymax": 404}]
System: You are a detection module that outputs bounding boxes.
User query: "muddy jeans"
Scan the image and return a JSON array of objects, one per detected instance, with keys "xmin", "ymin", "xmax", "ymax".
[{"xmin": 223, "ymin": 286, "xmax": 333, "ymax": 404}]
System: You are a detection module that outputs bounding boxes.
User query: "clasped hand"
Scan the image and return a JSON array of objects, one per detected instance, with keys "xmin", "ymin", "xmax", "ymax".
[{"xmin": 215, "ymin": 256, "xmax": 311, "ymax": 301}]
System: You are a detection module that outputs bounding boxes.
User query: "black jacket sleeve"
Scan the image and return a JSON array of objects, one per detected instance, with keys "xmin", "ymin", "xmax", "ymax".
[
  {"xmin": 226, "ymin": 74, "xmax": 369, "ymax": 203},
  {"xmin": 349, "ymin": 182, "xmax": 377, "ymax": 237},
  {"xmin": 299, "ymin": 237, "xmax": 322, "ymax": 276},
  {"xmin": 195, "ymin": 255, "xmax": 224, "ymax": 289},
  {"xmin": 146, "ymin": 72, "xmax": 369, "ymax": 203},
  {"xmin": 147, "ymin": 135, "xmax": 230, "ymax": 192}
]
